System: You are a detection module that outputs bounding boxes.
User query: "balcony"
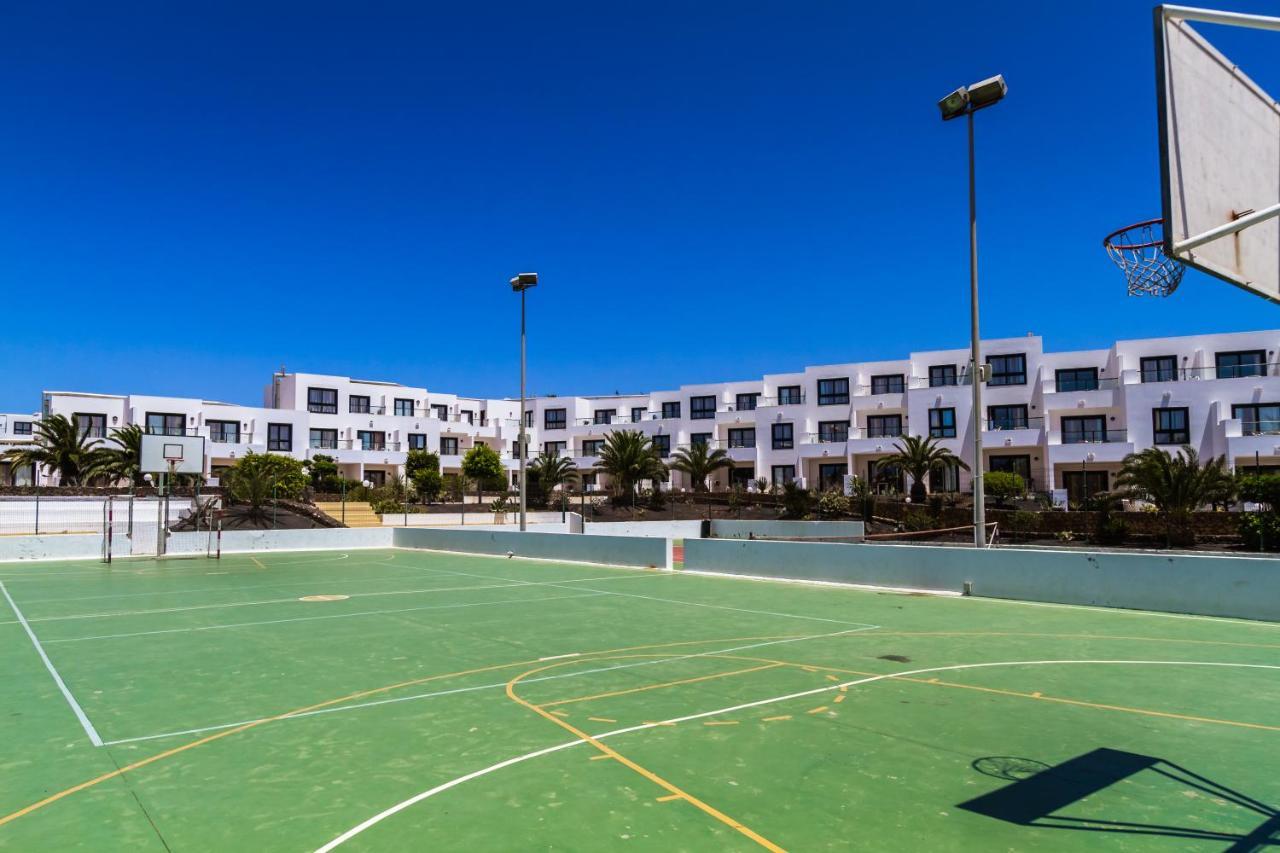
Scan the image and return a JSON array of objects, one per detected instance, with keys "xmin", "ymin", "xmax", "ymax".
[
  {"xmin": 983, "ymin": 416, "xmax": 1045, "ymax": 448},
  {"xmin": 1057, "ymin": 428, "xmax": 1128, "ymax": 445},
  {"xmin": 757, "ymin": 394, "xmax": 806, "ymax": 407},
  {"xmin": 348, "ymin": 404, "xmax": 387, "ymax": 415},
  {"xmin": 1123, "ymin": 362, "xmax": 1280, "ymax": 384}
]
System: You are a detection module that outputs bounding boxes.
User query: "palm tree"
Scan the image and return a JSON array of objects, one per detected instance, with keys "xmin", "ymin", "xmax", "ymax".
[
  {"xmin": 528, "ymin": 450, "xmax": 578, "ymax": 493},
  {"xmin": 668, "ymin": 441, "xmax": 734, "ymax": 491},
  {"xmin": 0, "ymin": 414, "xmax": 104, "ymax": 486},
  {"xmin": 91, "ymin": 424, "xmax": 145, "ymax": 486},
  {"xmin": 879, "ymin": 435, "xmax": 970, "ymax": 503},
  {"xmin": 1114, "ymin": 446, "xmax": 1234, "ymax": 547},
  {"xmin": 595, "ymin": 430, "xmax": 668, "ymax": 497}
]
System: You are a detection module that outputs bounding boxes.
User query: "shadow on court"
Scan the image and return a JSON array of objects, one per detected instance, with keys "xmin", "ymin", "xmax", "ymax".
[{"xmin": 958, "ymin": 748, "xmax": 1279, "ymax": 849}]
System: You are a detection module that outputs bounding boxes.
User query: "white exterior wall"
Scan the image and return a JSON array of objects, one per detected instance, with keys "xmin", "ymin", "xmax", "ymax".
[{"xmin": 18, "ymin": 329, "xmax": 1280, "ymax": 494}]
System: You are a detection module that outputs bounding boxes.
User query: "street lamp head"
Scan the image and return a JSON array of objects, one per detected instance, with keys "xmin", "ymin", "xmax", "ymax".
[
  {"xmin": 510, "ymin": 272, "xmax": 538, "ymax": 291},
  {"xmin": 938, "ymin": 86, "xmax": 970, "ymax": 121},
  {"xmin": 938, "ymin": 74, "xmax": 1006, "ymax": 120}
]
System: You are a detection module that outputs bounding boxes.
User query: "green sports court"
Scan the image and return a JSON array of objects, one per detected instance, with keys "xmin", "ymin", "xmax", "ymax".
[{"xmin": 1, "ymin": 545, "xmax": 1276, "ymax": 851}]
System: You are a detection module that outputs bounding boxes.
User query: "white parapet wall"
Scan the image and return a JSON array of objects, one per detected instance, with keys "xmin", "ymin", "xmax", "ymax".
[
  {"xmin": 393, "ymin": 527, "xmax": 669, "ymax": 569},
  {"xmin": 709, "ymin": 519, "xmax": 865, "ymax": 541},
  {"xmin": 582, "ymin": 520, "xmax": 705, "ymax": 539},
  {"xmin": 681, "ymin": 539, "xmax": 1280, "ymax": 622},
  {"xmin": 179, "ymin": 526, "xmax": 395, "ymax": 555},
  {"xmin": 379, "ymin": 511, "xmax": 569, "ymax": 527}
]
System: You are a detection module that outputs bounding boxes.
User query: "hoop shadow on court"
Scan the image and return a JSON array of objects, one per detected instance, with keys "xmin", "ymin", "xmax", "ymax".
[{"xmin": 957, "ymin": 748, "xmax": 1279, "ymax": 849}]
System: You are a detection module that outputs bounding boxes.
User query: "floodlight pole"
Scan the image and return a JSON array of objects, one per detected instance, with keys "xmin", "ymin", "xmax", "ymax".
[
  {"xmin": 968, "ymin": 109, "xmax": 986, "ymax": 549},
  {"xmin": 510, "ymin": 273, "xmax": 538, "ymax": 533}
]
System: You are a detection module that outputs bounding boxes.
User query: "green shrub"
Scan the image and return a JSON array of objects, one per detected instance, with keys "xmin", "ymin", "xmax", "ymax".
[
  {"xmin": 983, "ymin": 471, "xmax": 1026, "ymax": 507},
  {"xmin": 1008, "ymin": 510, "xmax": 1040, "ymax": 540},
  {"xmin": 370, "ymin": 497, "xmax": 405, "ymax": 514},
  {"xmin": 304, "ymin": 454, "xmax": 344, "ymax": 493},
  {"xmin": 646, "ymin": 487, "xmax": 667, "ymax": 510},
  {"xmin": 860, "ymin": 494, "xmax": 877, "ymax": 522},
  {"xmin": 902, "ymin": 509, "xmax": 935, "ymax": 532},
  {"xmin": 781, "ymin": 482, "xmax": 811, "ymax": 519},
  {"xmin": 1238, "ymin": 474, "xmax": 1280, "ymax": 511},
  {"xmin": 412, "ymin": 468, "xmax": 443, "ymax": 503},
  {"xmin": 1239, "ymin": 512, "xmax": 1280, "ymax": 552},
  {"xmin": 817, "ymin": 490, "xmax": 850, "ymax": 519}
]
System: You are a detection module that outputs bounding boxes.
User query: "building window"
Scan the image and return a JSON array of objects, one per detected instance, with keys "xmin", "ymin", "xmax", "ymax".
[
  {"xmin": 267, "ymin": 423, "xmax": 292, "ymax": 452},
  {"xmin": 365, "ymin": 470, "xmax": 386, "ymax": 487},
  {"xmin": 349, "ymin": 395, "xmax": 372, "ymax": 414},
  {"xmin": 310, "ymin": 428, "xmax": 337, "ymax": 449},
  {"xmin": 728, "ymin": 428, "xmax": 755, "ymax": 448},
  {"xmin": 593, "ymin": 409, "xmax": 615, "ymax": 425},
  {"xmin": 929, "ymin": 365, "xmax": 957, "ymax": 387},
  {"xmin": 690, "ymin": 396, "xmax": 717, "ymax": 420},
  {"xmin": 987, "ymin": 354, "xmax": 1027, "ymax": 386},
  {"xmin": 1233, "ymin": 403, "xmax": 1280, "ymax": 435},
  {"xmin": 582, "ymin": 439, "xmax": 604, "ymax": 456},
  {"xmin": 631, "ymin": 407, "xmax": 646, "ymax": 423},
  {"xmin": 651, "ymin": 434, "xmax": 671, "ymax": 458},
  {"xmin": 690, "ymin": 432, "xmax": 712, "ymax": 447},
  {"xmin": 544, "ymin": 408, "xmax": 566, "ymax": 430},
  {"xmin": 771, "ymin": 465, "xmax": 796, "ymax": 486},
  {"xmin": 661, "ymin": 401, "xmax": 681, "ymax": 419},
  {"xmin": 818, "ymin": 420, "xmax": 849, "ymax": 443},
  {"xmin": 523, "ymin": 411, "xmax": 534, "ymax": 428},
  {"xmin": 736, "ymin": 393, "xmax": 759, "ymax": 411},
  {"xmin": 928, "ymin": 408, "xmax": 956, "ymax": 438},
  {"xmin": 432, "ymin": 404, "xmax": 449, "ymax": 420},
  {"xmin": 1055, "ymin": 368, "xmax": 1099, "ymax": 392},
  {"xmin": 987, "ymin": 405, "xmax": 1029, "ymax": 430},
  {"xmin": 1216, "ymin": 350, "xmax": 1267, "ymax": 379},
  {"xmin": 544, "ymin": 441, "xmax": 566, "ymax": 456},
  {"xmin": 74, "ymin": 413, "xmax": 106, "ymax": 439},
  {"xmin": 868, "ymin": 460, "xmax": 904, "ymax": 493},
  {"xmin": 441, "ymin": 437, "xmax": 459, "ymax": 455},
  {"xmin": 778, "ymin": 386, "xmax": 803, "ymax": 405},
  {"xmin": 1140, "ymin": 356, "xmax": 1178, "ymax": 383},
  {"xmin": 12, "ymin": 421, "xmax": 32, "ymax": 435},
  {"xmin": 581, "ymin": 472, "xmax": 598, "ymax": 491},
  {"xmin": 870, "ymin": 374, "xmax": 905, "ymax": 395},
  {"xmin": 818, "ymin": 463, "xmax": 848, "ymax": 490},
  {"xmin": 1061, "ymin": 415, "xmax": 1107, "ymax": 444},
  {"xmin": 730, "ymin": 467, "xmax": 754, "ymax": 488},
  {"xmin": 307, "ymin": 388, "xmax": 338, "ymax": 414},
  {"xmin": 460, "ymin": 410, "xmax": 474, "ymax": 425},
  {"xmin": 988, "ymin": 455, "xmax": 1031, "ymax": 486},
  {"xmin": 407, "ymin": 433, "xmax": 427, "ymax": 450},
  {"xmin": 866, "ymin": 415, "xmax": 902, "ymax": 438},
  {"xmin": 930, "ymin": 463, "xmax": 960, "ymax": 493},
  {"xmin": 146, "ymin": 412, "xmax": 186, "ymax": 436},
  {"xmin": 208, "ymin": 420, "xmax": 239, "ymax": 444},
  {"xmin": 817, "ymin": 378, "xmax": 850, "ymax": 405},
  {"xmin": 771, "ymin": 423, "xmax": 794, "ymax": 450},
  {"xmin": 1063, "ymin": 471, "xmax": 1109, "ymax": 507},
  {"xmin": 394, "ymin": 398, "xmax": 414, "ymax": 417},
  {"xmin": 358, "ymin": 431, "xmax": 386, "ymax": 451},
  {"xmin": 1152, "ymin": 407, "xmax": 1190, "ymax": 444}
]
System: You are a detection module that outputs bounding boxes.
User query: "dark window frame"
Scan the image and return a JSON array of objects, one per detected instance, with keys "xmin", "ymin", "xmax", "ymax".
[
  {"xmin": 544, "ymin": 408, "xmax": 567, "ymax": 430},
  {"xmin": 12, "ymin": 421, "xmax": 33, "ymax": 435},
  {"xmin": 987, "ymin": 354, "xmax": 1028, "ymax": 386},
  {"xmin": 207, "ymin": 419, "xmax": 240, "ymax": 444},
  {"xmin": 74, "ymin": 412, "xmax": 107, "ymax": 439},
  {"xmin": 307, "ymin": 387, "xmax": 338, "ymax": 414},
  {"xmin": 817, "ymin": 378, "xmax": 850, "ymax": 405},
  {"xmin": 267, "ymin": 423, "xmax": 292, "ymax": 452},
  {"xmin": 818, "ymin": 420, "xmax": 849, "ymax": 443},
  {"xmin": 1232, "ymin": 403, "xmax": 1280, "ymax": 435},
  {"xmin": 309, "ymin": 428, "xmax": 338, "ymax": 449},
  {"xmin": 866, "ymin": 414, "xmax": 903, "ymax": 438},
  {"xmin": 650, "ymin": 434, "xmax": 671, "ymax": 458},
  {"xmin": 870, "ymin": 374, "xmax": 905, "ymax": 395},
  {"xmin": 928, "ymin": 407, "xmax": 957, "ymax": 438},
  {"xmin": 1215, "ymin": 349, "xmax": 1267, "ymax": 379},
  {"xmin": 631, "ymin": 407, "xmax": 647, "ymax": 423},
  {"xmin": 581, "ymin": 439, "xmax": 604, "ymax": 456},
  {"xmin": 393, "ymin": 398, "xmax": 415, "ymax": 417},
  {"xmin": 432, "ymin": 404, "xmax": 449, "ymax": 420},
  {"xmin": 544, "ymin": 440, "xmax": 566, "ymax": 455},
  {"xmin": 661, "ymin": 401, "xmax": 681, "ymax": 420},
  {"xmin": 771, "ymin": 465, "xmax": 796, "ymax": 486},
  {"xmin": 407, "ymin": 433, "xmax": 427, "ymax": 450},
  {"xmin": 1060, "ymin": 414, "xmax": 1107, "ymax": 444},
  {"xmin": 1140, "ymin": 356, "xmax": 1178, "ymax": 383},
  {"xmin": 727, "ymin": 427, "xmax": 755, "ymax": 448},
  {"xmin": 440, "ymin": 436, "xmax": 459, "ymax": 455},
  {"xmin": 987, "ymin": 404, "xmax": 1030, "ymax": 430},
  {"xmin": 1055, "ymin": 367, "xmax": 1099, "ymax": 392},
  {"xmin": 593, "ymin": 409, "xmax": 616, "ymax": 425},
  {"xmin": 929, "ymin": 365, "xmax": 958, "ymax": 387},
  {"xmin": 145, "ymin": 412, "xmax": 186, "ymax": 436},
  {"xmin": 689, "ymin": 396, "xmax": 717, "ymax": 420},
  {"xmin": 988, "ymin": 454, "xmax": 1031, "ymax": 484},
  {"xmin": 735, "ymin": 392, "xmax": 760, "ymax": 412},
  {"xmin": 777, "ymin": 386, "xmax": 803, "ymax": 406},
  {"xmin": 1152, "ymin": 407, "xmax": 1190, "ymax": 445},
  {"xmin": 771, "ymin": 422, "xmax": 794, "ymax": 450},
  {"xmin": 348, "ymin": 395, "xmax": 372, "ymax": 414}
]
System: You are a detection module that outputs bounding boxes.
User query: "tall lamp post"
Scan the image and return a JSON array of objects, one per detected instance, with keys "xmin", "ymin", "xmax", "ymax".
[
  {"xmin": 510, "ymin": 272, "xmax": 538, "ymax": 532},
  {"xmin": 938, "ymin": 74, "xmax": 1007, "ymax": 548}
]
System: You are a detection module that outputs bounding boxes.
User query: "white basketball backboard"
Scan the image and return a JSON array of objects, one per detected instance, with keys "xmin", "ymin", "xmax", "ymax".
[
  {"xmin": 1155, "ymin": 5, "xmax": 1280, "ymax": 304},
  {"xmin": 139, "ymin": 433, "xmax": 205, "ymax": 474}
]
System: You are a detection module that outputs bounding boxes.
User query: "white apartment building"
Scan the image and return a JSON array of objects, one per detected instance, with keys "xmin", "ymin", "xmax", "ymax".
[{"xmin": 4, "ymin": 329, "xmax": 1278, "ymax": 504}]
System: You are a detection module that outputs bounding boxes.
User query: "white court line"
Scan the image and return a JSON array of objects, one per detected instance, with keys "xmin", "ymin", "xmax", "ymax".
[
  {"xmin": 100, "ymin": 627, "xmax": 879, "ymax": 747},
  {"xmin": 0, "ymin": 550, "xmax": 357, "ymax": 581},
  {"xmin": 0, "ymin": 581, "xmax": 103, "ymax": 747},
  {"xmin": 315, "ymin": 657, "xmax": 1280, "ymax": 851},
  {"xmin": 43, "ymin": 591, "xmax": 611, "ymax": 645},
  {"xmin": 1, "ymin": 572, "xmax": 655, "ymax": 627},
  {"xmin": 397, "ymin": 557, "xmax": 878, "ymax": 629}
]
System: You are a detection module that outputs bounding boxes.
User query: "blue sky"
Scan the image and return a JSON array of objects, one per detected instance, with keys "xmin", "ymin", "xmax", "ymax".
[{"xmin": 2, "ymin": 1, "xmax": 1277, "ymax": 411}]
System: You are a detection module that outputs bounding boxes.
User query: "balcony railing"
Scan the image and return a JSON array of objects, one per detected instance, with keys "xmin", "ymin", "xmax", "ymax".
[
  {"xmin": 209, "ymin": 431, "xmax": 248, "ymax": 444},
  {"xmin": 145, "ymin": 426, "xmax": 187, "ymax": 436},
  {"xmin": 78, "ymin": 427, "xmax": 107, "ymax": 439},
  {"xmin": 309, "ymin": 437, "xmax": 338, "ymax": 449},
  {"xmin": 1241, "ymin": 419, "xmax": 1280, "ymax": 436},
  {"xmin": 1130, "ymin": 362, "xmax": 1280, "ymax": 383},
  {"xmin": 348, "ymin": 404, "xmax": 386, "ymax": 415},
  {"xmin": 1048, "ymin": 376, "xmax": 1121, "ymax": 393},
  {"xmin": 1059, "ymin": 429, "xmax": 1128, "ymax": 444},
  {"xmin": 985, "ymin": 416, "xmax": 1046, "ymax": 431},
  {"xmin": 307, "ymin": 403, "xmax": 338, "ymax": 414},
  {"xmin": 758, "ymin": 394, "xmax": 806, "ymax": 407},
  {"xmin": 337, "ymin": 439, "xmax": 402, "ymax": 451}
]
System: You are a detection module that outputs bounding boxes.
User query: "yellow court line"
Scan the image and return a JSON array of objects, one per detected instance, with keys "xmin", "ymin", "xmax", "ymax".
[
  {"xmin": 588, "ymin": 717, "xmax": 617, "ymax": 723},
  {"xmin": 249, "ymin": 555, "xmax": 267, "ymax": 571},
  {"xmin": 806, "ymin": 706, "xmax": 828, "ymax": 715},
  {"xmin": 762, "ymin": 715, "xmax": 791, "ymax": 722},
  {"xmin": 507, "ymin": 660, "xmax": 787, "ymax": 853},
  {"xmin": 834, "ymin": 694, "xmax": 845, "ymax": 703},
  {"xmin": 540, "ymin": 662, "xmax": 783, "ymax": 708},
  {"xmin": 824, "ymin": 675, "xmax": 839, "ymax": 682},
  {"xmin": 719, "ymin": 654, "xmax": 1280, "ymax": 735},
  {"xmin": 589, "ymin": 754, "xmax": 613, "ymax": 761},
  {"xmin": 656, "ymin": 794, "xmax": 683, "ymax": 802},
  {"xmin": 549, "ymin": 709, "xmax": 569, "ymax": 717},
  {"xmin": 0, "ymin": 633, "xmax": 812, "ymax": 828},
  {"xmin": 704, "ymin": 720, "xmax": 739, "ymax": 727}
]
